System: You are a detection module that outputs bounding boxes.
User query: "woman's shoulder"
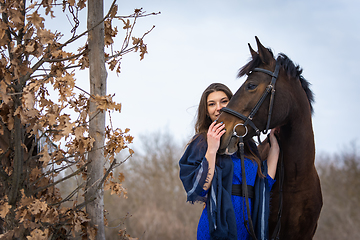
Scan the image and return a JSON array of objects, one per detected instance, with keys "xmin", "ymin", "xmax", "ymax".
[
  {"xmin": 188, "ymin": 133, "xmax": 207, "ymax": 147},
  {"xmin": 180, "ymin": 133, "xmax": 208, "ymax": 164}
]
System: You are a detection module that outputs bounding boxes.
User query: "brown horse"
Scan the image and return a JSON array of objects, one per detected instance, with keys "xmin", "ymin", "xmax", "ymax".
[{"xmin": 217, "ymin": 37, "xmax": 322, "ymax": 239}]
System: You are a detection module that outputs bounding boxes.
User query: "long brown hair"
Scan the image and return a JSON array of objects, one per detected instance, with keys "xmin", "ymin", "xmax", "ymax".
[{"xmin": 193, "ymin": 83, "xmax": 263, "ymax": 177}]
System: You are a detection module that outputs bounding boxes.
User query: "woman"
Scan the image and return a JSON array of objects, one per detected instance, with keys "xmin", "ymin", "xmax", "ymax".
[{"xmin": 179, "ymin": 83, "xmax": 279, "ymax": 240}]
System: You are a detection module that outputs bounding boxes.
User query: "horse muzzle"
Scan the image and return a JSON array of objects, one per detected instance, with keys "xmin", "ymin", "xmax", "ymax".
[{"xmin": 218, "ymin": 135, "xmax": 240, "ymax": 155}]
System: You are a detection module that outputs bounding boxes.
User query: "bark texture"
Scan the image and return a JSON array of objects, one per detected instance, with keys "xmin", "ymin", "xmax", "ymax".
[{"xmin": 86, "ymin": 0, "xmax": 107, "ymax": 239}]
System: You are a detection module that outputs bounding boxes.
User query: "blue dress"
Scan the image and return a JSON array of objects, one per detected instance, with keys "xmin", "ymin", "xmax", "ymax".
[{"xmin": 197, "ymin": 154, "xmax": 276, "ymax": 240}]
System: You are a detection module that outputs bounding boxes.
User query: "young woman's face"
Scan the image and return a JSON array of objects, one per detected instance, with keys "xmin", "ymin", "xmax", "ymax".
[{"xmin": 207, "ymin": 91, "xmax": 230, "ymax": 122}]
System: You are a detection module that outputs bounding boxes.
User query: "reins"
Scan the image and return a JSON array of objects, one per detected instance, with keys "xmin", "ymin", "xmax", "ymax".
[
  {"xmin": 239, "ymin": 137, "xmax": 257, "ymax": 238},
  {"xmin": 221, "ymin": 58, "xmax": 284, "ymax": 240}
]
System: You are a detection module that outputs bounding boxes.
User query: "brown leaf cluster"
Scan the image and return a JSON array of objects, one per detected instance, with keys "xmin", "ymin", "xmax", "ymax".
[
  {"xmin": 105, "ymin": 19, "xmax": 118, "ymax": 46},
  {"xmin": 105, "ymin": 127, "xmax": 133, "ymax": 161},
  {"xmin": 93, "ymin": 94, "xmax": 122, "ymax": 113},
  {"xmin": 132, "ymin": 37, "xmax": 148, "ymax": 61},
  {"xmin": 0, "ymin": 190, "xmax": 94, "ymax": 239},
  {"xmin": 104, "ymin": 7, "xmax": 160, "ymax": 74}
]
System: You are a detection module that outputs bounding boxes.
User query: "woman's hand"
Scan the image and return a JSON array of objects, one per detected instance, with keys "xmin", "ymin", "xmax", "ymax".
[
  {"xmin": 206, "ymin": 120, "xmax": 226, "ymax": 155},
  {"xmin": 203, "ymin": 121, "xmax": 225, "ymax": 191},
  {"xmin": 269, "ymin": 128, "xmax": 280, "ymax": 150}
]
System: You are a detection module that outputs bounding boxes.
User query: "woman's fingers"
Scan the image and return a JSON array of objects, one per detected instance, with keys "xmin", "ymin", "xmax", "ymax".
[
  {"xmin": 207, "ymin": 122, "xmax": 226, "ymax": 140},
  {"xmin": 207, "ymin": 122, "xmax": 225, "ymax": 152},
  {"xmin": 209, "ymin": 122, "xmax": 225, "ymax": 135},
  {"xmin": 269, "ymin": 128, "xmax": 280, "ymax": 150}
]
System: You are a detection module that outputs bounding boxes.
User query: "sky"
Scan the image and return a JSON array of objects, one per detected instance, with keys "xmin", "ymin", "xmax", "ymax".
[{"xmin": 77, "ymin": 0, "xmax": 360, "ymax": 157}]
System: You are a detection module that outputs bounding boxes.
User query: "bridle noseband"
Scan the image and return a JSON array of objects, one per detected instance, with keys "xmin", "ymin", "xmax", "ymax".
[{"xmin": 221, "ymin": 59, "xmax": 281, "ymax": 142}]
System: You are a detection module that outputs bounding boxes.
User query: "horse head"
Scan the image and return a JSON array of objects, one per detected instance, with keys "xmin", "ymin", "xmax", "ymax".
[{"xmin": 218, "ymin": 36, "xmax": 313, "ymax": 155}]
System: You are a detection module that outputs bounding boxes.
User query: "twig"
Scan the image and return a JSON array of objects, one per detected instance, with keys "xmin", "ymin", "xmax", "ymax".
[
  {"xmin": 60, "ymin": 0, "xmax": 117, "ymax": 49},
  {"xmin": 74, "ymin": 85, "xmax": 94, "ymax": 99},
  {"xmin": 97, "ymin": 158, "xmax": 117, "ymax": 190},
  {"xmin": 115, "ymin": 11, "xmax": 161, "ymax": 19},
  {"xmin": 43, "ymin": 49, "xmax": 88, "ymax": 63},
  {"xmin": 106, "ymin": 25, "xmax": 155, "ymax": 61},
  {"xmin": 31, "ymin": 162, "xmax": 89, "ymax": 195},
  {"xmin": 50, "ymin": 182, "xmax": 86, "ymax": 207}
]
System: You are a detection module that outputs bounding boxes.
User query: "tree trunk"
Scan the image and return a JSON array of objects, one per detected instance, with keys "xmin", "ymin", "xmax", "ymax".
[{"xmin": 86, "ymin": 0, "xmax": 107, "ymax": 239}]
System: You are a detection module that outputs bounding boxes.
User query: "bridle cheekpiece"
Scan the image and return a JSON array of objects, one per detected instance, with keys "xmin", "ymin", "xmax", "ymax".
[{"xmin": 221, "ymin": 59, "xmax": 281, "ymax": 142}]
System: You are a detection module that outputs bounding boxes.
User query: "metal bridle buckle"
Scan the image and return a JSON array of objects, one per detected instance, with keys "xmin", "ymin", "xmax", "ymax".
[{"xmin": 233, "ymin": 123, "xmax": 248, "ymax": 138}]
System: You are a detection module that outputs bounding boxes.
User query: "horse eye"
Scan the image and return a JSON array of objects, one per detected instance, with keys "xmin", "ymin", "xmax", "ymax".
[{"xmin": 247, "ymin": 83, "xmax": 257, "ymax": 90}]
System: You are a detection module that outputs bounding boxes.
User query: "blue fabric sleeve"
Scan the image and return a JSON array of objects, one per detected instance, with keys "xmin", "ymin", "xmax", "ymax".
[
  {"xmin": 199, "ymin": 188, "xmax": 209, "ymax": 197},
  {"xmin": 179, "ymin": 135, "xmax": 210, "ymax": 203},
  {"xmin": 262, "ymin": 160, "xmax": 276, "ymax": 190},
  {"xmin": 266, "ymin": 174, "xmax": 276, "ymax": 190}
]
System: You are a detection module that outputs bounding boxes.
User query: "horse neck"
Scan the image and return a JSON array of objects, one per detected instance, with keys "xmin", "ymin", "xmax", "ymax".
[{"xmin": 279, "ymin": 109, "xmax": 316, "ymax": 183}]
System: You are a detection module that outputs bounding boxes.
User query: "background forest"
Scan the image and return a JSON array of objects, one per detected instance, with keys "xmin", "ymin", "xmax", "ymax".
[{"xmin": 100, "ymin": 131, "xmax": 360, "ymax": 240}]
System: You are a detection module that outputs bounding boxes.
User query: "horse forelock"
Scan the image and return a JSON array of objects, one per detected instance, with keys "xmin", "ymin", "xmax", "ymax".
[{"xmin": 237, "ymin": 51, "xmax": 315, "ymax": 114}]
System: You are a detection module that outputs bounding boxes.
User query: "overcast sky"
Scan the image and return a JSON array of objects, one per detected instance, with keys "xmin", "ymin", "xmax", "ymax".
[{"xmin": 80, "ymin": 0, "xmax": 360, "ymax": 156}]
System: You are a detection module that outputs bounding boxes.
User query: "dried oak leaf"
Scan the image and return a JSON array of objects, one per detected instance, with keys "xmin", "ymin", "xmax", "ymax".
[
  {"xmin": 0, "ymin": 230, "xmax": 15, "ymax": 240},
  {"xmin": 42, "ymin": 208, "xmax": 59, "ymax": 224},
  {"xmin": 68, "ymin": 0, "xmax": 76, "ymax": 6},
  {"xmin": 25, "ymin": 41, "xmax": 36, "ymax": 53},
  {"xmin": 20, "ymin": 190, "xmax": 35, "ymax": 206},
  {"xmin": 77, "ymin": 0, "xmax": 87, "ymax": 10},
  {"xmin": 26, "ymin": 11, "xmax": 44, "ymax": 29},
  {"xmin": 16, "ymin": 208, "xmax": 32, "ymax": 223},
  {"xmin": 29, "ymin": 167, "xmax": 42, "ymax": 181},
  {"xmin": 122, "ymin": 19, "xmax": 131, "ymax": 30},
  {"xmin": 93, "ymin": 94, "xmax": 121, "ymax": 112},
  {"xmin": 27, "ymin": 228, "xmax": 49, "ymax": 240},
  {"xmin": 0, "ymin": 201, "xmax": 11, "ymax": 218},
  {"xmin": 109, "ymin": 4, "xmax": 118, "ymax": 18},
  {"xmin": 104, "ymin": 19, "xmax": 118, "ymax": 46},
  {"xmin": 87, "ymin": 226, "xmax": 97, "ymax": 240},
  {"xmin": 29, "ymin": 199, "xmax": 48, "ymax": 215},
  {"xmin": 118, "ymin": 172, "xmax": 125, "ymax": 183},
  {"xmin": 9, "ymin": 8, "xmax": 24, "ymax": 26},
  {"xmin": 39, "ymin": 145, "xmax": 51, "ymax": 167},
  {"xmin": 37, "ymin": 29, "xmax": 55, "ymax": 45}
]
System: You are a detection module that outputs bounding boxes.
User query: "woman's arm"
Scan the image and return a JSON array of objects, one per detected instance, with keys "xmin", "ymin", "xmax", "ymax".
[
  {"xmin": 203, "ymin": 121, "xmax": 226, "ymax": 191},
  {"xmin": 267, "ymin": 128, "xmax": 280, "ymax": 179},
  {"xmin": 257, "ymin": 138, "xmax": 270, "ymax": 161}
]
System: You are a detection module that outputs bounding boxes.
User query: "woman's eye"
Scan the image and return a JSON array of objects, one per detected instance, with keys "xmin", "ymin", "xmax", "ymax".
[{"xmin": 247, "ymin": 83, "xmax": 257, "ymax": 90}]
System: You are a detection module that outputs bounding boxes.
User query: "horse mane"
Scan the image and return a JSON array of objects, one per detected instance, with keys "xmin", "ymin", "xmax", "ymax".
[{"xmin": 238, "ymin": 51, "xmax": 315, "ymax": 114}]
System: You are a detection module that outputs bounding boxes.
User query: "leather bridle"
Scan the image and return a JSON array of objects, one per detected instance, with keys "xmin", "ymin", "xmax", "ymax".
[
  {"xmin": 220, "ymin": 58, "xmax": 283, "ymax": 240},
  {"xmin": 221, "ymin": 59, "xmax": 281, "ymax": 142}
]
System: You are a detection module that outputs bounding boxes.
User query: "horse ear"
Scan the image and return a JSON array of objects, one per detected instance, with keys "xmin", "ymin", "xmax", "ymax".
[
  {"xmin": 255, "ymin": 36, "xmax": 272, "ymax": 64},
  {"xmin": 248, "ymin": 43, "xmax": 257, "ymax": 59}
]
